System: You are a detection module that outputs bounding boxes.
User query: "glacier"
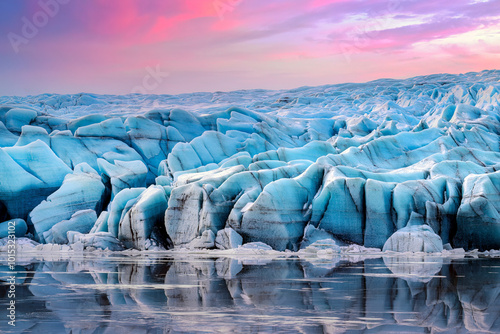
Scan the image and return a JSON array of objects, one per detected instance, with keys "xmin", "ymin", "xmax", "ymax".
[{"xmin": 1, "ymin": 70, "xmax": 500, "ymax": 252}]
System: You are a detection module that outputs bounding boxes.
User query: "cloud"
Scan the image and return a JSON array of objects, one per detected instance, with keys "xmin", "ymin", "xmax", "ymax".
[{"xmin": 0, "ymin": 0, "xmax": 499, "ymax": 95}]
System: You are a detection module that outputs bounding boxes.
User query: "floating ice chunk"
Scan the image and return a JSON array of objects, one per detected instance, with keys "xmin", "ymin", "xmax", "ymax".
[
  {"xmin": 238, "ymin": 242, "xmax": 273, "ymax": 250},
  {"xmin": 215, "ymin": 227, "xmax": 243, "ymax": 250},
  {"xmin": 299, "ymin": 239, "xmax": 340, "ymax": 256},
  {"xmin": 34, "ymin": 243, "xmax": 67, "ymax": 253},
  {"xmin": 67, "ymin": 231, "xmax": 124, "ymax": 251},
  {"xmin": 341, "ymin": 244, "xmax": 381, "ymax": 253},
  {"xmin": 383, "ymin": 214, "xmax": 443, "ymax": 253},
  {"xmin": 0, "ymin": 236, "xmax": 38, "ymax": 252}
]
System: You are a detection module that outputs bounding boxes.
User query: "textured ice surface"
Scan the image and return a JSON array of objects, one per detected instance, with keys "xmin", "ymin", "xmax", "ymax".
[
  {"xmin": 0, "ymin": 218, "xmax": 27, "ymax": 238},
  {"xmin": 2, "ymin": 253, "xmax": 500, "ymax": 333},
  {"xmin": 67, "ymin": 231, "xmax": 124, "ymax": 251},
  {"xmin": 215, "ymin": 227, "xmax": 243, "ymax": 249},
  {"xmin": 382, "ymin": 213, "xmax": 444, "ymax": 253},
  {"xmin": 1, "ymin": 70, "xmax": 500, "ymax": 251},
  {"xmin": 29, "ymin": 163, "xmax": 105, "ymax": 243}
]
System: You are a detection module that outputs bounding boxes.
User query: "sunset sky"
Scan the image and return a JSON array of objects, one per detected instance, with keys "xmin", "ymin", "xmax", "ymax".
[{"xmin": 1, "ymin": 0, "xmax": 499, "ymax": 96}]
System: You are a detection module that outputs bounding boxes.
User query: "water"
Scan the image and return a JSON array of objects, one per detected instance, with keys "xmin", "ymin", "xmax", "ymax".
[{"xmin": 1, "ymin": 253, "xmax": 500, "ymax": 333}]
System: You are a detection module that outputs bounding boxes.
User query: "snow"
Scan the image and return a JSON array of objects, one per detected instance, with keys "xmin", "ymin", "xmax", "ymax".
[{"xmin": 1, "ymin": 70, "xmax": 500, "ymax": 252}]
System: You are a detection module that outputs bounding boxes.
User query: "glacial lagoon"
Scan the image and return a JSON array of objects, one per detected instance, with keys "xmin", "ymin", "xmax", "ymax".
[
  {"xmin": 2, "ymin": 72, "xmax": 500, "ymax": 333},
  {"xmin": 2, "ymin": 251, "xmax": 500, "ymax": 333}
]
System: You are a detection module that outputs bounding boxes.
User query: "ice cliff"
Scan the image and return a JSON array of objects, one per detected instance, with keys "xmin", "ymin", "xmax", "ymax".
[{"xmin": 1, "ymin": 70, "xmax": 500, "ymax": 252}]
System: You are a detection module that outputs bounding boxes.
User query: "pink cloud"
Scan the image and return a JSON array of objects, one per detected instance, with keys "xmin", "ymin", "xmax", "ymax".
[
  {"xmin": 1, "ymin": 0, "xmax": 499, "ymax": 95},
  {"xmin": 308, "ymin": 0, "xmax": 348, "ymax": 9}
]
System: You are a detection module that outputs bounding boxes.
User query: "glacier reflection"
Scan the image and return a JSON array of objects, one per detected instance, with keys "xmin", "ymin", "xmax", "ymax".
[{"xmin": 1, "ymin": 254, "xmax": 500, "ymax": 333}]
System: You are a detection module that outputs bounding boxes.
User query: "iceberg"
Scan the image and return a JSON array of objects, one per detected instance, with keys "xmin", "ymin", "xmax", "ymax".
[
  {"xmin": 382, "ymin": 213, "xmax": 444, "ymax": 253},
  {"xmin": 67, "ymin": 231, "xmax": 124, "ymax": 251}
]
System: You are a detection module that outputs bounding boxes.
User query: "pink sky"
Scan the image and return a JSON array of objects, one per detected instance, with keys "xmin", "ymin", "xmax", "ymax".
[{"xmin": 1, "ymin": 0, "xmax": 499, "ymax": 95}]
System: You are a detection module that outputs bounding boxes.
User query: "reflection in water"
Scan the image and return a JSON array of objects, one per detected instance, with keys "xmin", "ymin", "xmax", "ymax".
[{"xmin": 1, "ymin": 254, "xmax": 500, "ymax": 333}]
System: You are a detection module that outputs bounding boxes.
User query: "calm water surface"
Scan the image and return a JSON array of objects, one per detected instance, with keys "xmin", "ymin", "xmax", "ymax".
[{"xmin": 1, "ymin": 253, "xmax": 500, "ymax": 333}]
